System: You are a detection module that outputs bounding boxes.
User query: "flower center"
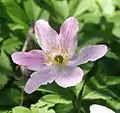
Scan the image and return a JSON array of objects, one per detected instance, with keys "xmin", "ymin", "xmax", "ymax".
[
  {"xmin": 54, "ymin": 55, "xmax": 64, "ymax": 64},
  {"xmin": 45, "ymin": 47, "xmax": 69, "ymax": 66}
]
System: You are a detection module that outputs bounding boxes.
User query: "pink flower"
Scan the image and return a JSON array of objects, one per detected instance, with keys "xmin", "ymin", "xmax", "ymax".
[
  {"xmin": 90, "ymin": 104, "xmax": 115, "ymax": 113},
  {"xmin": 11, "ymin": 17, "xmax": 107, "ymax": 94}
]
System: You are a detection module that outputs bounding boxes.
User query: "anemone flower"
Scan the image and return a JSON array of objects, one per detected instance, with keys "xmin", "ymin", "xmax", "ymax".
[
  {"xmin": 90, "ymin": 104, "xmax": 115, "ymax": 113},
  {"xmin": 12, "ymin": 17, "xmax": 107, "ymax": 94}
]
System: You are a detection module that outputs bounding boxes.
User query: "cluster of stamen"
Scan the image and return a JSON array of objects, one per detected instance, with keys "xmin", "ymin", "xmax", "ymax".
[
  {"xmin": 45, "ymin": 47, "xmax": 69, "ymax": 66},
  {"xmin": 54, "ymin": 55, "xmax": 64, "ymax": 64}
]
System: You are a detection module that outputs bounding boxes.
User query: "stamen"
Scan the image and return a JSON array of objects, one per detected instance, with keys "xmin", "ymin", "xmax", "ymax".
[
  {"xmin": 54, "ymin": 55, "xmax": 64, "ymax": 64},
  {"xmin": 45, "ymin": 47, "xmax": 69, "ymax": 65}
]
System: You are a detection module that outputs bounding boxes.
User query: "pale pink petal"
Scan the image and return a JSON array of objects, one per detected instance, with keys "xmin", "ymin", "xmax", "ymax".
[
  {"xmin": 68, "ymin": 45, "xmax": 108, "ymax": 66},
  {"xmin": 24, "ymin": 67, "xmax": 57, "ymax": 94},
  {"xmin": 55, "ymin": 66, "xmax": 83, "ymax": 88},
  {"xmin": 59, "ymin": 17, "xmax": 79, "ymax": 57},
  {"xmin": 90, "ymin": 104, "xmax": 115, "ymax": 113},
  {"xmin": 35, "ymin": 19, "xmax": 58, "ymax": 51},
  {"xmin": 11, "ymin": 50, "xmax": 46, "ymax": 71}
]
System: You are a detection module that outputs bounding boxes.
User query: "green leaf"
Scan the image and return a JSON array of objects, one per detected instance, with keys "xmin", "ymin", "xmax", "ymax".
[
  {"xmin": 0, "ymin": 18, "xmax": 10, "ymax": 37},
  {"xmin": 12, "ymin": 106, "xmax": 31, "ymax": 113},
  {"xmin": 35, "ymin": 0, "xmax": 68, "ymax": 23},
  {"xmin": 1, "ymin": 0, "xmax": 29, "ymax": 28},
  {"xmin": 112, "ymin": 27, "xmax": 120, "ymax": 38},
  {"xmin": 31, "ymin": 99, "xmax": 55, "ymax": 113},
  {"xmin": 31, "ymin": 99, "xmax": 54, "ymax": 109},
  {"xmin": 0, "ymin": 37, "xmax": 4, "ymax": 43},
  {"xmin": 0, "ymin": 110, "xmax": 12, "ymax": 113},
  {"xmin": 108, "ymin": 41, "xmax": 120, "ymax": 58},
  {"xmin": 69, "ymin": 0, "xmax": 81, "ymax": 16},
  {"xmin": 71, "ymin": 0, "xmax": 96, "ymax": 16},
  {"xmin": 41, "ymin": 94, "xmax": 71, "ymax": 104},
  {"xmin": 35, "ymin": 107, "xmax": 55, "ymax": 113},
  {"xmin": 78, "ymin": 12, "xmax": 101, "ymax": 24},
  {"xmin": 2, "ymin": 35, "xmax": 22, "ymax": 54},
  {"xmin": 40, "ymin": 10, "xmax": 50, "ymax": 20},
  {"xmin": 38, "ymin": 83, "xmax": 73, "ymax": 101},
  {"xmin": 53, "ymin": 0, "xmax": 68, "ymax": 19},
  {"xmin": 54, "ymin": 103, "xmax": 75, "ymax": 113},
  {"xmin": 115, "ymin": 0, "xmax": 120, "ymax": 8},
  {"xmin": 96, "ymin": 0, "xmax": 115, "ymax": 15},
  {"xmin": 31, "ymin": 99, "xmax": 72, "ymax": 113},
  {"xmin": 82, "ymin": 84, "xmax": 120, "ymax": 111},
  {"xmin": 0, "ymin": 88, "xmax": 21, "ymax": 105},
  {"xmin": 23, "ymin": 0, "xmax": 41, "ymax": 21},
  {"xmin": 8, "ymin": 24, "xmax": 25, "ymax": 31},
  {"xmin": 105, "ymin": 76, "xmax": 120, "ymax": 85},
  {"xmin": 106, "ymin": 51, "xmax": 119, "ymax": 60},
  {"xmin": 83, "ymin": 89, "xmax": 113, "ymax": 100},
  {"xmin": 80, "ymin": 59, "xmax": 120, "ymax": 111},
  {"xmin": 0, "ymin": 74, "xmax": 9, "ymax": 90},
  {"xmin": 107, "ymin": 11, "xmax": 120, "ymax": 26},
  {"xmin": 78, "ymin": 34, "xmax": 104, "ymax": 48},
  {"xmin": 0, "ymin": 51, "xmax": 15, "ymax": 77}
]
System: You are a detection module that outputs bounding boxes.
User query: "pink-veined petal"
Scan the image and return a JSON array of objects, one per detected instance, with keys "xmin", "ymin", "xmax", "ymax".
[
  {"xmin": 55, "ymin": 66, "xmax": 83, "ymax": 88},
  {"xmin": 24, "ymin": 67, "xmax": 57, "ymax": 94},
  {"xmin": 68, "ymin": 45, "xmax": 108, "ymax": 66},
  {"xmin": 59, "ymin": 17, "xmax": 79, "ymax": 57},
  {"xmin": 35, "ymin": 19, "xmax": 58, "ymax": 51},
  {"xmin": 11, "ymin": 50, "xmax": 46, "ymax": 71},
  {"xmin": 90, "ymin": 104, "xmax": 115, "ymax": 113}
]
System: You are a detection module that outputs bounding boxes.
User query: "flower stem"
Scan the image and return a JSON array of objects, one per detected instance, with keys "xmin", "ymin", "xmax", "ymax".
[
  {"xmin": 76, "ymin": 78, "xmax": 88, "ymax": 113},
  {"xmin": 19, "ymin": 22, "xmax": 34, "ymax": 106},
  {"xmin": 69, "ymin": 87, "xmax": 83, "ymax": 113}
]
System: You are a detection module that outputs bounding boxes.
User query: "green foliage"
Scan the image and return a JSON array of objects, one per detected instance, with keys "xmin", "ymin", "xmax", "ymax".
[
  {"xmin": 1, "ymin": 0, "xmax": 29, "ymax": 28},
  {"xmin": 12, "ymin": 106, "xmax": 31, "ymax": 113},
  {"xmin": 0, "ymin": 0, "xmax": 120, "ymax": 113}
]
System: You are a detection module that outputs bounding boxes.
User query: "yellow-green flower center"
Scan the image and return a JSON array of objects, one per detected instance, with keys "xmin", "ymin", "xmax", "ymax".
[
  {"xmin": 54, "ymin": 55, "xmax": 64, "ymax": 64},
  {"xmin": 45, "ymin": 47, "xmax": 69, "ymax": 66}
]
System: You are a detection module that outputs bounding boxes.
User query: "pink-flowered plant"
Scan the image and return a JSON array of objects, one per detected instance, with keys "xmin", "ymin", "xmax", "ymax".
[{"xmin": 11, "ymin": 17, "xmax": 107, "ymax": 94}]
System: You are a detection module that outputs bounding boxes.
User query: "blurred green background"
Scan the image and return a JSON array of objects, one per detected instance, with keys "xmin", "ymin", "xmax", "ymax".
[{"xmin": 0, "ymin": 0, "xmax": 120, "ymax": 113}]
